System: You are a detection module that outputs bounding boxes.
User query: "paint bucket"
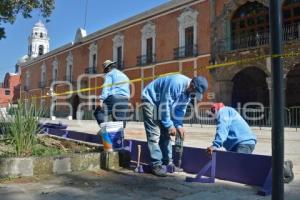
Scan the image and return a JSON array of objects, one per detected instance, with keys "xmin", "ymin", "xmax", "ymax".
[{"xmin": 100, "ymin": 121, "xmax": 124, "ymax": 152}]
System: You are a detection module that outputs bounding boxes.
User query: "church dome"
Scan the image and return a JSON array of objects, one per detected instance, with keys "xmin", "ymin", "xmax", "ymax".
[
  {"xmin": 17, "ymin": 55, "xmax": 29, "ymax": 64},
  {"xmin": 34, "ymin": 20, "xmax": 45, "ymax": 28}
]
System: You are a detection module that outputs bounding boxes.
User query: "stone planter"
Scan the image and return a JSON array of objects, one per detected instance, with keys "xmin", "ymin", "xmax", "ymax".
[{"xmin": 0, "ymin": 152, "xmax": 100, "ymax": 177}]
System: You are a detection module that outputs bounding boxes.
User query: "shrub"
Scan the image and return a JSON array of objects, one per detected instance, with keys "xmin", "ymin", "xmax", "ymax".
[{"xmin": 0, "ymin": 101, "xmax": 43, "ymax": 156}]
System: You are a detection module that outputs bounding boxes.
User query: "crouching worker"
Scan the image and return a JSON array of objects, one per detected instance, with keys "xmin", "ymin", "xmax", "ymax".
[
  {"xmin": 94, "ymin": 60, "xmax": 130, "ymax": 127},
  {"xmin": 142, "ymin": 74, "xmax": 208, "ymax": 177},
  {"xmin": 206, "ymin": 103, "xmax": 257, "ymax": 155},
  {"xmin": 206, "ymin": 103, "xmax": 294, "ymax": 183}
]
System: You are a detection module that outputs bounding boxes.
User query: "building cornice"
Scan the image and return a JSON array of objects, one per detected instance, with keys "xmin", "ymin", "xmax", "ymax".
[{"xmin": 20, "ymin": 0, "xmax": 206, "ymax": 69}]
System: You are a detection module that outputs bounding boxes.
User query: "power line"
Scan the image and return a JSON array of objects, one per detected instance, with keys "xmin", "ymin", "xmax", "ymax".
[{"xmin": 84, "ymin": 0, "xmax": 89, "ymax": 29}]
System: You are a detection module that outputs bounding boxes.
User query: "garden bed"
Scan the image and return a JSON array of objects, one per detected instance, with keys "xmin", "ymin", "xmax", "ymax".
[
  {"xmin": 0, "ymin": 135, "xmax": 102, "ymax": 177},
  {"xmin": 0, "ymin": 135, "xmax": 100, "ymax": 158}
]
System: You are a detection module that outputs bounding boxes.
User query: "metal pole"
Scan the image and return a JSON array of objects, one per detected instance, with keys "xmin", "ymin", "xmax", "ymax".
[{"xmin": 269, "ymin": 0, "xmax": 284, "ymax": 199}]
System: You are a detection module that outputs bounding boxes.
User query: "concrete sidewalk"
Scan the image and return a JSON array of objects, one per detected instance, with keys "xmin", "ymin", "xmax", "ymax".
[{"xmin": 2, "ymin": 118, "xmax": 296, "ymax": 200}]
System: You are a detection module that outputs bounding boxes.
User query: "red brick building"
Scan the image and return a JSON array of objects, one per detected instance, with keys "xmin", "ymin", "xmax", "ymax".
[
  {"xmin": 19, "ymin": 0, "xmax": 300, "ymax": 119},
  {"xmin": 0, "ymin": 73, "xmax": 20, "ymax": 107}
]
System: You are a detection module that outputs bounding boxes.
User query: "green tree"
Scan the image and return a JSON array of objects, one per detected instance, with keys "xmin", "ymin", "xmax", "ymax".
[{"xmin": 0, "ymin": 0, "xmax": 55, "ymax": 39}]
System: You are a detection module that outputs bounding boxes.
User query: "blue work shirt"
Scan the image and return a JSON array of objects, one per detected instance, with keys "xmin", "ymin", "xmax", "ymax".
[
  {"xmin": 100, "ymin": 68, "xmax": 130, "ymax": 100},
  {"xmin": 212, "ymin": 106, "xmax": 257, "ymax": 151},
  {"xmin": 142, "ymin": 74, "xmax": 191, "ymax": 129}
]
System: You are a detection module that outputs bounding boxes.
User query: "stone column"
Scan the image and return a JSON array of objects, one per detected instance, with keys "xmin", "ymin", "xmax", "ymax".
[
  {"xmin": 267, "ymin": 76, "xmax": 287, "ymax": 108},
  {"xmin": 215, "ymin": 80, "xmax": 233, "ymax": 106}
]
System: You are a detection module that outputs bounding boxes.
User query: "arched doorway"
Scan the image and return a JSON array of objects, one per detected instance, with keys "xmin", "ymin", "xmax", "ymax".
[
  {"xmin": 286, "ymin": 64, "xmax": 300, "ymax": 107},
  {"xmin": 71, "ymin": 95, "xmax": 80, "ymax": 120},
  {"xmin": 232, "ymin": 67, "xmax": 269, "ymax": 108}
]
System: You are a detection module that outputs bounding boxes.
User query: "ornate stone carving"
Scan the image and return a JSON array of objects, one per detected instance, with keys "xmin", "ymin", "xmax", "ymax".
[
  {"xmin": 88, "ymin": 43, "xmax": 97, "ymax": 68},
  {"xmin": 66, "ymin": 51, "xmax": 73, "ymax": 65},
  {"xmin": 113, "ymin": 33, "xmax": 124, "ymax": 48},
  {"xmin": 141, "ymin": 21, "xmax": 156, "ymax": 40},
  {"xmin": 52, "ymin": 57, "xmax": 58, "ymax": 68},
  {"xmin": 89, "ymin": 43, "xmax": 97, "ymax": 55}
]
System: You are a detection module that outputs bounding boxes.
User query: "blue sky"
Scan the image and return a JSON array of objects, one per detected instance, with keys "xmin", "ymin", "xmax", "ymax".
[{"xmin": 0, "ymin": 0, "xmax": 169, "ymax": 80}]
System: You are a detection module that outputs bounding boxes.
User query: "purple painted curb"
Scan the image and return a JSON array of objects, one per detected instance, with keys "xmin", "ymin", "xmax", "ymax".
[{"xmin": 45, "ymin": 128, "xmax": 272, "ymax": 196}]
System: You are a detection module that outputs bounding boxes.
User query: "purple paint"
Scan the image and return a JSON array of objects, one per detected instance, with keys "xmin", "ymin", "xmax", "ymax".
[
  {"xmin": 45, "ymin": 128, "xmax": 272, "ymax": 196},
  {"xmin": 257, "ymin": 169, "xmax": 272, "ymax": 196},
  {"xmin": 186, "ymin": 152, "xmax": 216, "ymax": 183}
]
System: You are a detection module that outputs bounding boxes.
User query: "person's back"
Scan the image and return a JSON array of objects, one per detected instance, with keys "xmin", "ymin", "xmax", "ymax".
[
  {"xmin": 214, "ymin": 106, "xmax": 257, "ymax": 152},
  {"xmin": 94, "ymin": 60, "xmax": 130, "ymax": 127},
  {"xmin": 142, "ymin": 74, "xmax": 191, "ymax": 106},
  {"xmin": 101, "ymin": 68, "xmax": 130, "ymax": 100}
]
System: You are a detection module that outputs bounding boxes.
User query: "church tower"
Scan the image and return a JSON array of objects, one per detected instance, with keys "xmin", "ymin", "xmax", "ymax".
[{"xmin": 28, "ymin": 20, "xmax": 50, "ymax": 58}]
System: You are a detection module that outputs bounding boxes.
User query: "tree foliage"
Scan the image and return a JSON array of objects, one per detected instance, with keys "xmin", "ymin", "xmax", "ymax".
[{"xmin": 0, "ymin": 0, "xmax": 55, "ymax": 39}]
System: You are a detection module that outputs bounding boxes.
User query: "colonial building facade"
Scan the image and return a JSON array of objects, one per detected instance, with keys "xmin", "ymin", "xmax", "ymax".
[
  {"xmin": 212, "ymin": 0, "xmax": 300, "ymax": 108},
  {"xmin": 19, "ymin": 0, "xmax": 300, "ymax": 119}
]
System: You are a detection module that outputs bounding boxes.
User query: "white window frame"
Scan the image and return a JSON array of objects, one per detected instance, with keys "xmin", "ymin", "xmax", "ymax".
[
  {"xmin": 141, "ymin": 22, "xmax": 156, "ymax": 56},
  {"xmin": 88, "ymin": 43, "xmax": 97, "ymax": 68},
  {"xmin": 66, "ymin": 51, "xmax": 73, "ymax": 81},
  {"xmin": 112, "ymin": 33, "xmax": 124, "ymax": 62},
  {"xmin": 177, "ymin": 7, "xmax": 198, "ymax": 47},
  {"xmin": 52, "ymin": 57, "xmax": 58, "ymax": 82}
]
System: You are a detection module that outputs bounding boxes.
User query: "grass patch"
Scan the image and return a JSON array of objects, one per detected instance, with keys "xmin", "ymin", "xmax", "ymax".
[{"xmin": 31, "ymin": 144, "xmax": 64, "ymax": 157}]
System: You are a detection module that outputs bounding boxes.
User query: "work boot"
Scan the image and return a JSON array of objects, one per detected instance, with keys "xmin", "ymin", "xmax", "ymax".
[
  {"xmin": 152, "ymin": 165, "xmax": 167, "ymax": 177},
  {"xmin": 167, "ymin": 162, "xmax": 184, "ymax": 173},
  {"xmin": 284, "ymin": 160, "xmax": 294, "ymax": 184}
]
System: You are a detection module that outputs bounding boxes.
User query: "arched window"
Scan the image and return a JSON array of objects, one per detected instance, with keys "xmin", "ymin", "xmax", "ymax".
[
  {"xmin": 38, "ymin": 45, "xmax": 44, "ymax": 55},
  {"xmin": 40, "ymin": 32, "xmax": 43, "ymax": 38},
  {"xmin": 231, "ymin": 1, "xmax": 269, "ymax": 49},
  {"xmin": 282, "ymin": 0, "xmax": 300, "ymax": 40}
]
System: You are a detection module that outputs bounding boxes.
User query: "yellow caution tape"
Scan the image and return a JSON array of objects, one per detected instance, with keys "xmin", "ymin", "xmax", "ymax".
[{"xmin": 29, "ymin": 51, "xmax": 299, "ymax": 100}]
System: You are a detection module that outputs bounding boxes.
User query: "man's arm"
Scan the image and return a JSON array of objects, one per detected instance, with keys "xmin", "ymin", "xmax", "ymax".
[
  {"xmin": 172, "ymin": 100, "xmax": 189, "ymax": 129},
  {"xmin": 212, "ymin": 110, "xmax": 230, "ymax": 149}
]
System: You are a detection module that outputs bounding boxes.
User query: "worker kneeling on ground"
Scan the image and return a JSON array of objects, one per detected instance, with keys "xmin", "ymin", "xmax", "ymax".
[
  {"xmin": 206, "ymin": 103, "xmax": 257, "ymax": 155},
  {"xmin": 142, "ymin": 74, "xmax": 208, "ymax": 177},
  {"xmin": 206, "ymin": 102, "xmax": 294, "ymax": 183}
]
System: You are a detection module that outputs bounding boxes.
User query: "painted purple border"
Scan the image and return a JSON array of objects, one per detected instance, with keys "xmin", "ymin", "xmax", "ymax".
[{"xmin": 44, "ymin": 128, "xmax": 272, "ymax": 195}]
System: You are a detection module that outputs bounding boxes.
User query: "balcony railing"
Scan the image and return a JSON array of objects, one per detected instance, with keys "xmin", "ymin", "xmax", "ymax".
[
  {"xmin": 39, "ymin": 81, "xmax": 46, "ymax": 88},
  {"xmin": 85, "ymin": 67, "xmax": 97, "ymax": 74},
  {"xmin": 174, "ymin": 44, "xmax": 198, "ymax": 59},
  {"xmin": 222, "ymin": 23, "xmax": 300, "ymax": 52},
  {"xmin": 137, "ymin": 54, "xmax": 156, "ymax": 66}
]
